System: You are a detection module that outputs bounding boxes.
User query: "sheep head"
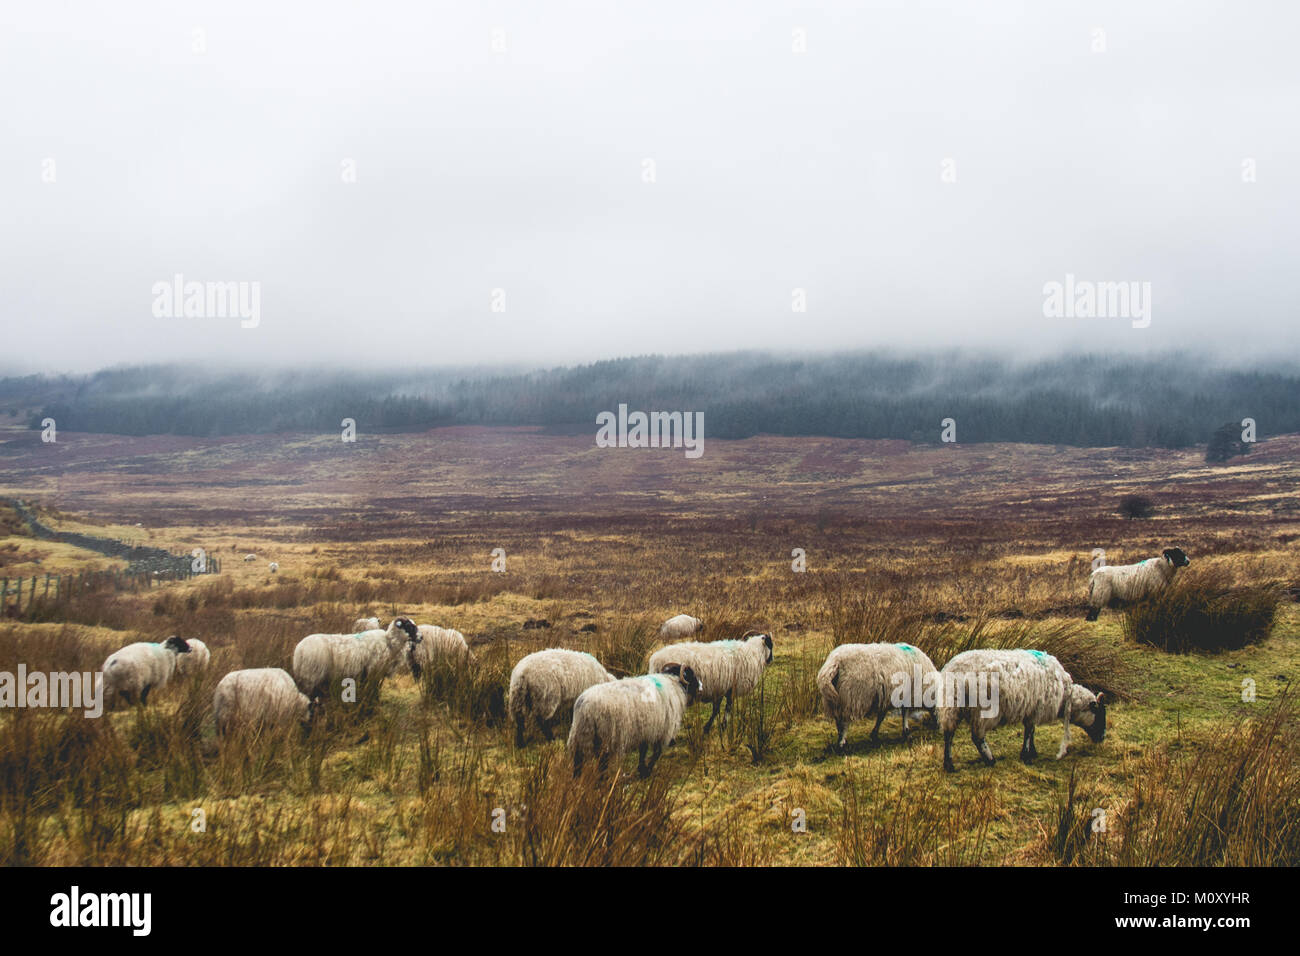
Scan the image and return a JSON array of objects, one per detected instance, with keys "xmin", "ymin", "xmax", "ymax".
[
  {"xmin": 1163, "ymin": 547, "xmax": 1190, "ymax": 568},
  {"xmin": 661, "ymin": 662, "xmax": 703, "ymax": 702},
  {"xmin": 163, "ymin": 636, "xmax": 192, "ymax": 654},
  {"xmin": 1071, "ymin": 687, "xmax": 1107, "ymax": 743}
]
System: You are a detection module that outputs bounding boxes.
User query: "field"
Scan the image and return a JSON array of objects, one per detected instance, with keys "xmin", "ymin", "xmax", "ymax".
[{"xmin": 1, "ymin": 422, "xmax": 1298, "ymax": 866}]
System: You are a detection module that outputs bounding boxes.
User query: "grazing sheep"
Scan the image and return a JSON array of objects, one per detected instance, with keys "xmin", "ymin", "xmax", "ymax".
[
  {"xmin": 937, "ymin": 649, "xmax": 1106, "ymax": 773},
  {"xmin": 243, "ymin": 554, "xmax": 257, "ymax": 562},
  {"xmin": 658, "ymin": 614, "xmax": 703, "ymax": 640},
  {"xmin": 1086, "ymin": 547, "xmax": 1190, "ymax": 620},
  {"xmin": 817, "ymin": 642, "xmax": 938, "ymax": 751},
  {"xmin": 291, "ymin": 617, "xmax": 421, "ymax": 701},
  {"xmin": 648, "ymin": 632, "xmax": 773, "ymax": 732},
  {"xmin": 101, "ymin": 636, "xmax": 192, "ymax": 707},
  {"xmin": 214, "ymin": 668, "xmax": 318, "ymax": 738},
  {"xmin": 173, "ymin": 637, "xmax": 210, "ymax": 678},
  {"xmin": 268, "ymin": 561, "xmax": 279, "ymax": 573},
  {"xmin": 569, "ymin": 664, "xmax": 702, "ymax": 777},
  {"xmin": 407, "ymin": 624, "xmax": 473, "ymax": 679},
  {"xmin": 352, "ymin": 616, "xmax": 380, "ymax": 632},
  {"xmin": 509, "ymin": 648, "xmax": 615, "ymax": 746}
]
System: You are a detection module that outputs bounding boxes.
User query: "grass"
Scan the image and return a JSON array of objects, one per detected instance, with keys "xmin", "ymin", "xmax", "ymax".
[
  {"xmin": 0, "ymin": 429, "xmax": 1298, "ymax": 866},
  {"xmin": 1122, "ymin": 567, "xmax": 1285, "ymax": 653}
]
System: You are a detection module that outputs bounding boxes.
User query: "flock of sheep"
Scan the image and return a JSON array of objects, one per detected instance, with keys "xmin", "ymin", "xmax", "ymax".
[{"xmin": 93, "ymin": 547, "xmax": 1191, "ymax": 775}]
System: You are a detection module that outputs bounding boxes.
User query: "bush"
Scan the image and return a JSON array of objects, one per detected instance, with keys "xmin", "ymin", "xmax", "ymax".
[
  {"xmin": 1117, "ymin": 494, "xmax": 1155, "ymax": 519},
  {"xmin": 1121, "ymin": 568, "xmax": 1283, "ymax": 653}
]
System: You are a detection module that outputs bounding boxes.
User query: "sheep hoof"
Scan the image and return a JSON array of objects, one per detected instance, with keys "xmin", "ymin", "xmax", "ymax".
[
  {"xmin": 869, "ymin": 733, "xmax": 880, "ymax": 746},
  {"xmin": 1020, "ymin": 750, "xmax": 1033, "ymax": 764},
  {"xmin": 943, "ymin": 759, "xmax": 956, "ymax": 773}
]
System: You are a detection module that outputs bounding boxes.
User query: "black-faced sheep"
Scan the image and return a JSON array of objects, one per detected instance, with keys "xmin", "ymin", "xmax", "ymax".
[
  {"xmin": 648, "ymin": 633, "xmax": 772, "ymax": 732},
  {"xmin": 937, "ymin": 649, "xmax": 1106, "ymax": 772},
  {"xmin": 291, "ymin": 617, "xmax": 420, "ymax": 701},
  {"xmin": 1086, "ymin": 547, "xmax": 1190, "ymax": 620},
  {"xmin": 816, "ymin": 642, "xmax": 938, "ymax": 751},
  {"xmin": 214, "ymin": 667, "xmax": 319, "ymax": 738},
  {"xmin": 568, "ymin": 664, "xmax": 702, "ymax": 777},
  {"xmin": 509, "ymin": 648, "xmax": 615, "ymax": 746},
  {"xmin": 101, "ymin": 636, "xmax": 192, "ymax": 707}
]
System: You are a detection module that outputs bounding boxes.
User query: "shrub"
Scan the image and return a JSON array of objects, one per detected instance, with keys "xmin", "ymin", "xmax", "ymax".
[
  {"xmin": 1121, "ymin": 568, "xmax": 1282, "ymax": 653},
  {"xmin": 1118, "ymin": 494, "xmax": 1155, "ymax": 519}
]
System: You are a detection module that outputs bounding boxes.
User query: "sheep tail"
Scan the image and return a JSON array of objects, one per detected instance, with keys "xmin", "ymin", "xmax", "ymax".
[{"xmin": 820, "ymin": 660, "xmax": 840, "ymax": 707}]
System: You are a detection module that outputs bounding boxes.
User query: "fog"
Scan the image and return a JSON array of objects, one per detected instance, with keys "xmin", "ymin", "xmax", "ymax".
[{"xmin": 3, "ymin": 0, "xmax": 1298, "ymax": 374}]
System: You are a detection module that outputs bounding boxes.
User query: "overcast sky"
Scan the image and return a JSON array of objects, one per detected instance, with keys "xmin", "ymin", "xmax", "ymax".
[{"xmin": 2, "ymin": 0, "xmax": 1297, "ymax": 374}]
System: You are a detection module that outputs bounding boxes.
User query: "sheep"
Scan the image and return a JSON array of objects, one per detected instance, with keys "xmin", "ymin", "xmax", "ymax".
[
  {"xmin": 407, "ymin": 624, "xmax": 473, "ymax": 680},
  {"xmin": 268, "ymin": 561, "xmax": 279, "ymax": 573},
  {"xmin": 568, "ymin": 663, "xmax": 702, "ymax": 777},
  {"xmin": 173, "ymin": 637, "xmax": 210, "ymax": 678},
  {"xmin": 936, "ymin": 648, "xmax": 1107, "ymax": 773},
  {"xmin": 291, "ymin": 617, "xmax": 421, "ymax": 702},
  {"xmin": 648, "ymin": 632, "xmax": 773, "ymax": 732},
  {"xmin": 816, "ymin": 642, "xmax": 938, "ymax": 751},
  {"xmin": 1086, "ymin": 547, "xmax": 1190, "ymax": 620},
  {"xmin": 213, "ymin": 667, "xmax": 319, "ymax": 738},
  {"xmin": 243, "ymin": 554, "xmax": 257, "ymax": 562},
  {"xmin": 352, "ymin": 616, "xmax": 380, "ymax": 632},
  {"xmin": 101, "ymin": 636, "xmax": 192, "ymax": 707},
  {"xmin": 508, "ymin": 648, "xmax": 615, "ymax": 746},
  {"xmin": 658, "ymin": 614, "xmax": 703, "ymax": 640}
]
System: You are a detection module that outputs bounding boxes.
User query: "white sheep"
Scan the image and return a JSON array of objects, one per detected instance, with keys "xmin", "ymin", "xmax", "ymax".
[
  {"xmin": 268, "ymin": 561, "xmax": 279, "ymax": 573},
  {"xmin": 407, "ymin": 624, "xmax": 473, "ymax": 679},
  {"xmin": 213, "ymin": 667, "xmax": 318, "ymax": 738},
  {"xmin": 291, "ymin": 617, "xmax": 421, "ymax": 701},
  {"xmin": 817, "ymin": 642, "xmax": 938, "ymax": 751},
  {"xmin": 568, "ymin": 664, "xmax": 702, "ymax": 777},
  {"xmin": 243, "ymin": 554, "xmax": 257, "ymax": 562},
  {"xmin": 648, "ymin": 632, "xmax": 773, "ymax": 732},
  {"xmin": 658, "ymin": 614, "xmax": 703, "ymax": 639},
  {"xmin": 509, "ymin": 648, "xmax": 615, "ymax": 746},
  {"xmin": 1086, "ymin": 547, "xmax": 1190, "ymax": 620},
  {"xmin": 937, "ymin": 648, "xmax": 1107, "ymax": 773},
  {"xmin": 101, "ymin": 636, "xmax": 192, "ymax": 707},
  {"xmin": 352, "ymin": 616, "xmax": 381, "ymax": 632},
  {"xmin": 173, "ymin": 637, "xmax": 210, "ymax": 678}
]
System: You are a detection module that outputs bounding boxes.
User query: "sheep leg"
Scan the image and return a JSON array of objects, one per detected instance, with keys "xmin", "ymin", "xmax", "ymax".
[
  {"xmin": 900, "ymin": 709, "xmax": 912, "ymax": 742},
  {"xmin": 140, "ymin": 685, "xmax": 151, "ymax": 707},
  {"xmin": 514, "ymin": 714, "xmax": 527, "ymax": 748},
  {"xmin": 835, "ymin": 718, "xmax": 847, "ymax": 753},
  {"xmin": 703, "ymin": 699, "xmax": 721, "ymax": 733},
  {"xmin": 943, "ymin": 730, "xmax": 956, "ymax": 773},
  {"xmin": 637, "ymin": 742, "xmax": 650, "ymax": 778},
  {"xmin": 539, "ymin": 717, "xmax": 555, "ymax": 742},
  {"xmin": 1057, "ymin": 712, "xmax": 1071, "ymax": 759},
  {"xmin": 972, "ymin": 729, "xmax": 994, "ymax": 766},
  {"xmin": 721, "ymin": 691, "xmax": 734, "ymax": 728},
  {"xmin": 1028, "ymin": 725, "xmax": 1039, "ymax": 760},
  {"xmin": 572, "ymin": 749, "xmax": 584, "ymax": 778},
  {"xmin": 1085, "ymin": 606, "xmax": 1100, "ymax": 622},
  {"xmin": 869, "ymin": 710, "xmax": 886, "ymax": 745},
  {"xmin": 646, "ymin": 742, "xmax": 663, "ymax": 773},
  {"xmin": 1020, "ymin": 720, "xmax": 1035, "ymax": 763}
]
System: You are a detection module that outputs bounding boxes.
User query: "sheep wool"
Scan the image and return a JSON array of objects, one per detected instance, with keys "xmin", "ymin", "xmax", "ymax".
[
  {"xmin": 937, "ymin": 648, "xmax": 1107, "ymax": 772},
  {"xmin": 816, "ymin": 642, "xmax": 938, "ymax": 750},
  {"xmin": 658, "ymin": 614, "xmax": 703, "ymax": 640},
  {"xmin": 352, "ymin": 616, "xmax": 381, "ymax": 632},
  {"xmin": 648, "ymin": 633, "xmax": 773, "ymax": 731},
  {"xmin": 568, "ymin": 665, "xmax": 702, "ymax": 777},
  {"xmin": 509, "ymin": 648, "xmax": 615, "ymax": 746},
  {"xmin": 213, "ymin": 668, "xmax": 313, "ymax": 737},
  {"xmin": 101, "ymin": 636, "xmax": 192, "ymax": 707},
  {"xmin": 1086, "ymin": 547, "xmax": 1190, "ymax": 620},
  {"xmin": 408, "ymin": 624, "xmax": 473, "ymax": 679},
  {"xmin": 292, "ymin": 617, "xmax": 420, "ymax": 701},
  {"xmin": 174, "ymin": 638, "xmax": 210, "ymax": 678}
]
